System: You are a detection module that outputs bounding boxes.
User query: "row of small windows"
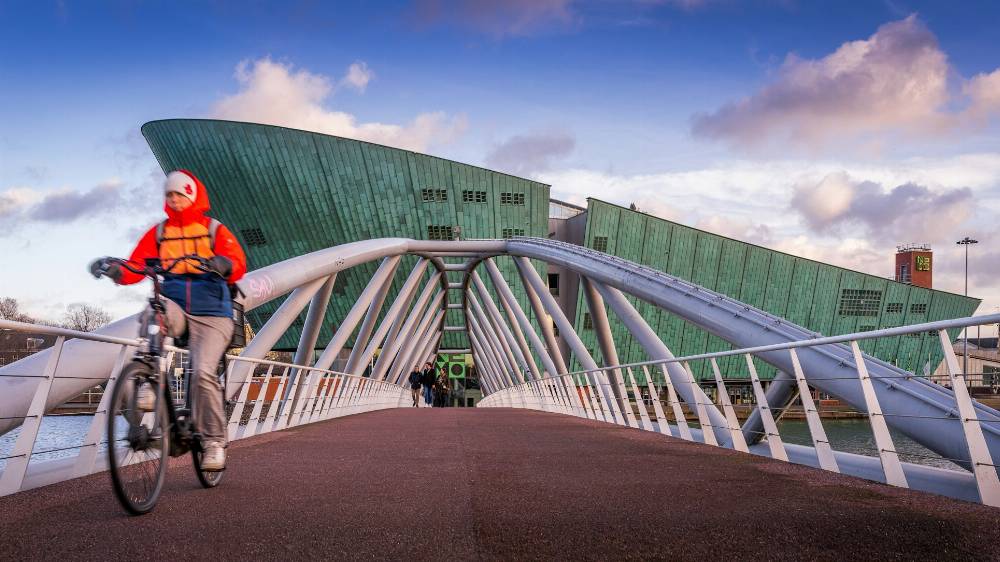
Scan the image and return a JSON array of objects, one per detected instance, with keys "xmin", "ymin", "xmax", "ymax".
[
  {"xmin": 427, "ymin": 225, "xmax": 456, "ymax": 240},
  {"xmin": 462, "ymin": 190, "xmax": 487, "ymax": 203},
  {"xmin": 422, "ymin": 189, "xmax": 526, "ymax": 205},
  {"xmin": 886, "ymin": 302, "xmax": 928, "ymax": 314},
  {"xmin": 838, "ymin": 289, "xmax": 883, "ymax": 317},
  {"xmin": 427, "ymin": 225, "xmax": 525, "ymax": 240},
  {"xmin": 241, "ymin": 228, "xmax": 267, "ymax": 247},
  {"xmin": 421, "ymin": 188, "xmax": 448, "ymax": 202},
  {"xmin": 500, "ymin": 192, "xmax": 525, "ymax": 205}
]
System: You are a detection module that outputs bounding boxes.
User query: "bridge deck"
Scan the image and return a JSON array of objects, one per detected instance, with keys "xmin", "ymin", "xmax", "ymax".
[{"xmin": 1, "ymin": 408, "xmax": 998, "ymax": 560}]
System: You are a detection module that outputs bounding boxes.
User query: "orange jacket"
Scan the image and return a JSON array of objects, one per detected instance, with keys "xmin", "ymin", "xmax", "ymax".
[{"xmin": 118, "ymin": 171, "xmax": 247, "ymax": 316}]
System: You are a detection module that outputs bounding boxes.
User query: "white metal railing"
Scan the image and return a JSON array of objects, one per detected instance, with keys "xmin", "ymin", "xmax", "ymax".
[
  {"xmin": 0, "ymin": 319, "xmax": 410, "ymax": 497},
  {"xmin": 479, "ymin": 313, "xmax": 1000, "ymax": 507}
]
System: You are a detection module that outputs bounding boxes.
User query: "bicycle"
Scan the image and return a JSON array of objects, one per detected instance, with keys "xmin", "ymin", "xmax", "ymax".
[{"xmin": 98, "ymin": 255, "xmax": 231, "ymax": 515}]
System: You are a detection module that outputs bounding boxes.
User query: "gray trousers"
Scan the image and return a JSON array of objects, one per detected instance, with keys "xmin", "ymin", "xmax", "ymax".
[{"xmin": 149, "ymin": 299, "xmax": 233, "ymax": 445}]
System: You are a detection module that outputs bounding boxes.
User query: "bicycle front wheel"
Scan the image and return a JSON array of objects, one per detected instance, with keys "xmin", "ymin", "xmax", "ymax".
[{"xmin": 106, "ymin": 361, "xmax": 170, "ymax": 515}]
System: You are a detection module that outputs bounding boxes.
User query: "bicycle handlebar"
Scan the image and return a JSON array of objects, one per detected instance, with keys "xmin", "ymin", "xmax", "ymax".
[{"xmin": 107, "ymin": 255, "xmax": 220, "ymax": 278}]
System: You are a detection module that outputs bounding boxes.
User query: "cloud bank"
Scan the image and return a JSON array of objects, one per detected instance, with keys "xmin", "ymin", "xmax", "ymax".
[
  {"xmin": 485, "ymin": 131, "xmax": 575, "ymax": 176},
  {"xmin": 790, "ymin": 172, "xmax": 973, "ymax": 242},
  {"xmin": 692, "ymin": 15, "xmax": 1000, "ymax": 151},
  {"xmin": 211, "ymin": 58, "xmax": 466, "ymax": 152}
]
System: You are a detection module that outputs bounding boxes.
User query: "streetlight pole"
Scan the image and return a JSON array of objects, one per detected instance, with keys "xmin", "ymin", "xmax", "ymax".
[{"xmin": 957, "ymin": 237, "xmax": 979, "ymax": 377}]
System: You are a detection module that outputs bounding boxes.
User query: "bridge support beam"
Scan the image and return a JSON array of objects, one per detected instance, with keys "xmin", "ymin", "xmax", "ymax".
[
  {"xmin": 473, "ymin": 272, "xmax": 541, "ymax": 381},
  {"xmin": 469, "ymin": 278, "xmax": 531, "ymax": 383},
  {"xmin": 354, "ymin": 259, "xmax": 429, "ymax": 376},
  {"xmin": 581, "ymin": 277, "xmax": 638, "ymax": 428},
  {"xmin": 371, "ymin": 272, "xmax": 440, "ymax": 381},
  {"xmin": 390, "ymin": 290, "xmax": 445, "ymax": 384},
  {"xmin": 591, "ymin": 281, "xmax": 731, "ymax": 445},
  {"xmin": 345, "ymin": 259, "xmax": 402, "ymax": 374},
  {"xmin": 514, "ymin": 257, "xmax": 623, "ymax": 424}
]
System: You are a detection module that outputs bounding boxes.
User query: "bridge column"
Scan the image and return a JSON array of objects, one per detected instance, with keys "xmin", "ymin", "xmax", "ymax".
[
  {"xmin": 510, "ymin": 259, "xmax": 585, "ymax": 415},
  {"xmin": 467, "ymin": 291, "xmax": 525, "ymax": 385},
  {"xmin": 345, "ymin": 258, "xmax": 404, "ymax": 374},
  {"xmin": 590, "ymin": 281, "xmax": 732, "ymax": 446},
  {"xmin": 514, "ymin": 257, "xmax": 624, "ymax": 425},
  {"xmin": 581, "ymin": 277, "xmax": 638, "ymax": 428},
  {"xmin": 231, "ymin": 276, "xmax": 329, "ymax": 396},
  {"xmin": 390, "ymin": 291, "xmax": 445, "ymax": 385},
  {"xmin": 468, "ymin": 311, "xmax": 516, "ymax": 388},
  {"xmin": 482, "ymin": 259, "xmax": 574, "ymax": 412},
  {"xmin": 468, "ymin": 331, "xmax": 499, "ymax": 396},
  {"xmin": 472, "ymin": 271, "xmax": 541, "ymax": 381},
  {"xmin": 371, "ymin": 272, "xmax": 440, "ymax": 381},
  {"xmin": 354, "ymin": 259, "xmax": 429, "ymax": 376}
]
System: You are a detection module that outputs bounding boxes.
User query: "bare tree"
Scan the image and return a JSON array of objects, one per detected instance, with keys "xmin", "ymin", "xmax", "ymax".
[
  {"xmin": 0, "ymin": 297, "xmax": 35, "ymax": 323},
  {"xmin": 62, "ymin": 304, "xmax": 111, "ymax": 332}
]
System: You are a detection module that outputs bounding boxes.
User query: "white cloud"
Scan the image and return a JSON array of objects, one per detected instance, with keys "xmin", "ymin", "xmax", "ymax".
[
  {"xmin": 485, "ymin": 131, "xmax": 575, "ymax": 177},
  {"xmin": 789, "ymin": 172, "xmax": 973, "ymax": 242},
  {"xmin": 341, "ymin": 61, "xmax": 374, "ymax": 92},
  {"xmin": 211, "ymin": 58, "xmax": 467, "ymax": 152},
  {"xmin": 692, "ymin": 15, "xmax": 1000, "ymax": 151}
]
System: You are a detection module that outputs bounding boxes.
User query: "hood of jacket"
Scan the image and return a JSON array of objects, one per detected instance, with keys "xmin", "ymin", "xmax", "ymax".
[{"xmin": 164, "ymin": 169, "xmax": 211, "ymax": 225}]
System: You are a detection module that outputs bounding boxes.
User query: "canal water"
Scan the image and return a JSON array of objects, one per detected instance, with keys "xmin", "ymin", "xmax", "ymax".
[{"xmin": 0, "ymin": 415, "xmax": 961, "ymax": 472}]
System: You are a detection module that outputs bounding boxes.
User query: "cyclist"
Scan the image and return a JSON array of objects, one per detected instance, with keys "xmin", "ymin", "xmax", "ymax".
[{"xmin": 91, "ymin": 170, "xmax": 247, "ymax": 471}]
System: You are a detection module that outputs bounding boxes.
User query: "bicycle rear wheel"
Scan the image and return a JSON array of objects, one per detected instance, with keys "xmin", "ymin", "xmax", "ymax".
[
  {"xmin": 192, "ymin": 446, "xmax": 225, "ymax": 488},
  {"xmin": 106, "ymin": 361, "xmax": 170, "ymax": 515}
]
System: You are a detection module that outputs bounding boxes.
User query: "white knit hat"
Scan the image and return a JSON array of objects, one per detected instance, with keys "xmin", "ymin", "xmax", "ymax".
[{"xmin": 163, "ymin": 170, "xmax": 197, "ymax": 203}]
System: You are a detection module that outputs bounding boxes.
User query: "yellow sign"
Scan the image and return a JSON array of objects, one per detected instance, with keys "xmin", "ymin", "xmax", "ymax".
[{"xmin": 915, "ymin": 255, "xmax": 931, "ymax": 271}]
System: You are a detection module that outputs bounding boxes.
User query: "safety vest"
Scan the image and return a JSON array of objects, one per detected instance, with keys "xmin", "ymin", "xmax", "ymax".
[{"xmin": 155, "ymin": 219, "xmax": 221, "ymax": 275}]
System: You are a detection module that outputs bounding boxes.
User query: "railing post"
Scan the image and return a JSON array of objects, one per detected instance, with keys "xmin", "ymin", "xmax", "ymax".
[
  {"xmin": 938, "ymin": 329, "xmax": 1000, "ymax": 505},
  {"xmin": 683, "ymin": 362, "xmax": 718, "ymax": 446},
  {"xmin": 849, "ymin": 341, "xmax": 907, "ymax": 488},
  {"xmin": 73, "ymin": 344, "xmax": 130, "ymax": 478},
  {"xmin": 709, "ymin": 358, "xmax": 748, "ymax": 453},
  {"xmin": 744, "ymin": 354, "xmax": 788, "ymax": 462},
  {"xmin": 0, "ymin": 336, "xmax": 65, "ymax": 496},
  {"xmin": 788, "ymin": 349, "xmax": 838, "ymax": 472},
  {"xmin": 642, "ymin": 365, "xmax": 671, "ymax": 437},
  {"xmin": 228, "ymin": 359, "xmax": 256, "ymax": 441},
  {"xmin": 626, "ymin": 367, "xmax": 653, "ymax": 431},
  {"xmin": 659, "ymin": 364, "xmax": 691, "ymax": 440},
  {"xmin": 240, "ymin": 364, "xmax": 275, "ymax": 439}
]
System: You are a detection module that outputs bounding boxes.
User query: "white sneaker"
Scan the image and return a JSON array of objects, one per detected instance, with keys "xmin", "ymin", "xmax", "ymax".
[
  {"xmin": 135, "ymin": 382, "xmax": 156, "ymax": 411},
  {"xmin": 201, "ymin": 443, "xmax": 226, "ymax": 471}
]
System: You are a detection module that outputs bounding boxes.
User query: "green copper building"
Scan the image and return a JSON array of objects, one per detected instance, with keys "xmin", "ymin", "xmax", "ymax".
[{"xmin": 141, "ymin": 119, "xmax": 980, "ymax": 379}]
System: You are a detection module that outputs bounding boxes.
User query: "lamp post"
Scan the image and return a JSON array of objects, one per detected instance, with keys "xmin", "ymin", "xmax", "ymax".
[{"xmin": 957, "ymin": 237, "xmax": 979, "ymax": 377}]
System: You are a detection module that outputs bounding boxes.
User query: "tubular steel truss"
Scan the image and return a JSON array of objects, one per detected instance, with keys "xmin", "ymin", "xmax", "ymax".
[{"xmin": 1, "ymin": 237, "xmax": 1000, "ymax": 506}]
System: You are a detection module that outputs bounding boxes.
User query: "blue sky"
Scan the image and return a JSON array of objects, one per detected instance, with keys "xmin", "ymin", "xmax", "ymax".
[{"xmin": 2, "ymin": 0, "xmax": 1000, "ymax": 327}]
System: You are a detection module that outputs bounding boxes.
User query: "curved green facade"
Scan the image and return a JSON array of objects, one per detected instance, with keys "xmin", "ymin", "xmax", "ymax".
[
  {"xmin": 571, "ymin": 199, "xmax": 981, "ymax": 380},
  {"xmin": 142, "ymin": 119, "xmax": 549, "ymax": 351}
]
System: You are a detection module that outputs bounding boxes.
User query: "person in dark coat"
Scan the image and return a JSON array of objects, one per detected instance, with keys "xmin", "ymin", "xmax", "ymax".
[
  {"xmin": 407, "ymin": 367, "xmax": 422, "ymax": 407},
  {"xmin": 420, "ymin": 362, "xmax": 436, "ymax": 407}
]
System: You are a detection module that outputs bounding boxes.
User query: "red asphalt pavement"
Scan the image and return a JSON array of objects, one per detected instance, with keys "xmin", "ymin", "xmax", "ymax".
[{"xmin": 1, "ymin": 408, "xmax": 999, "ymax": 561}]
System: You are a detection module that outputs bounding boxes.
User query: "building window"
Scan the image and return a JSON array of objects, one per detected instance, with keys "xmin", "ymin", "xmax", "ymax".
[
  {"xmin": 984, "ymin": 365, "xmax": 1000, "ymax": 386},
  {"xmin": 886, "ymin": 302, "xmax": 904, "ymax": 313},
  {"xmin": 593, "ymin": 236, "xmax": 609, "ymax": 253},
  {"xmin": 501, "ymin": 228, "xmax": 525, "ymax": 238},
  {"xmin": 241, "ymin": 228, "xmax": 267, "ymax": 247},
  {"xmin": 838, "ymin": 289, "xmax": 882, "ymax": 317},
  {"xmin": 500, "ymin": 192, "xmax": 525, "ymax": 205},
  {"xmin": 427, "ymin": 225, "xmax": 456, "ymax": 240},
  {"xmin": 910, "ymin": 303, "xmax": 928, "ymax": 314},
  {"xmin": 583, "ymin": 312, "xmax": 593, "ymax": 329},
  {"xmin": 859, "ymin": 325, "xmax": 876, "ymax": 332},
  {"xmin": 548, "ymin": 273, "xmax": 560, "ymax": 296},
  {"xmin": 421, "ymin": 188, "xmax": 448, "ymax": 202},
  {"xmin": 462, "ymin": 190, "xmax": 487, "ymax": 203}
]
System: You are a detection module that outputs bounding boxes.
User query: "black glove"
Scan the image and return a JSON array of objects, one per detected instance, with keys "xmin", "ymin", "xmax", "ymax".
[
  {"xmin": 208, "ymin": 255, "xmax": 233, "ymax": 278},
  {"xmin": 89, "ymin": 257, "xmax": 122, "ymax": 282}
]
